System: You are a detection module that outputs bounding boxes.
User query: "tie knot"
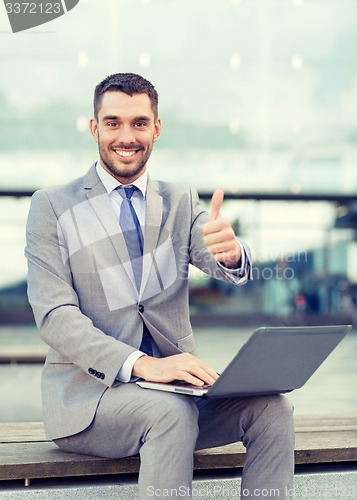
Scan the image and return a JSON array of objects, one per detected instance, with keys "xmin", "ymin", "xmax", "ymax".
[{"xmin": 119, "ymin": 186, "xmax": 137, "ymax": 200}]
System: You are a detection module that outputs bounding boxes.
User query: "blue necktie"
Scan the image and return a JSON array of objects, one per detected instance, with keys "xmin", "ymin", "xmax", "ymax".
[
  {"xmin": 119, "ymin": 186, "xmax": 143, "ymax": 290},
  {"xmin": 118, "ymin": 186, "xmax": 153, "ymax": 356}
]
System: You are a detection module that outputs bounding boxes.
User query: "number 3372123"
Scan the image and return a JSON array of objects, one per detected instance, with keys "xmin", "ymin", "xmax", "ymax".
[{"xmin": 5, "ymin": 3, "xmax": 62, "ymax": 14}]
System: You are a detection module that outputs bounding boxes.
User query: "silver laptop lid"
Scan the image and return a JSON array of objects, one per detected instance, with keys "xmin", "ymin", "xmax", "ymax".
[{"xmin": 206, "ymin": 325, "xmax": 351, "ymax": 398}]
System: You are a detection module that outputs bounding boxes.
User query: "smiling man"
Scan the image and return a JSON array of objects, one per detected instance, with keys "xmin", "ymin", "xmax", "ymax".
[
  {"xmin": 25, "ymin": 73, "xmax": 294, "ymax": 499},
  {"xmin": 91, "ymin": 89, "xmax": 161, "ymax": 183}
]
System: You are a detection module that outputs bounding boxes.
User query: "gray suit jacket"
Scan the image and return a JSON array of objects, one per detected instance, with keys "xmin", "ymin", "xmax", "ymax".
[{"xmin": 25, "ymin": 165, "xmax": 251, "ymax": 440}]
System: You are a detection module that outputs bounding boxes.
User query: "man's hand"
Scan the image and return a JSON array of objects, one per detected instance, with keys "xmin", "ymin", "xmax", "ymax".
[
  {"xmin": 132, "ymin": 353, "xmax": 219, "ymax": 386},
  {"xmin": 202, "ymin": 189, "xmax": 241, "ymax": 268}
]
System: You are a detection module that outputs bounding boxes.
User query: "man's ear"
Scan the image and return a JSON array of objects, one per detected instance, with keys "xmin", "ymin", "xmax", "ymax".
[
  {"xmin": 153, "ymin": 117, "xmax": 162, "ymax": 143},
  {"xmin": 90, "ymin": 118, "xmax": 99, "ymax": 143}
]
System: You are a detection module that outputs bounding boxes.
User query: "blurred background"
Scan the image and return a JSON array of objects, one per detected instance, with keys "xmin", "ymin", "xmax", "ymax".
[{"xmin": 0, "ymin": 0, "xmax": 356, "ymax": 419}]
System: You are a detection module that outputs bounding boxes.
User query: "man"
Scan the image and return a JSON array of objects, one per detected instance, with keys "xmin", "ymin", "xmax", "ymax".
[{"xmin": 25, "ymin": 73, "xmax": 294, "ymax": 499}]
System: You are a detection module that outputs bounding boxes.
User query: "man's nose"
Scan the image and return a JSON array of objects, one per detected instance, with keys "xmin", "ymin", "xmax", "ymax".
[{"xmin": 117, "ymin": 124, "xmax": 136, "ymax": 144}]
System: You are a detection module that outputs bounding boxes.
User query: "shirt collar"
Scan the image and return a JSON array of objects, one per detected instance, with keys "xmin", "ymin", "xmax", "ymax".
[{"xmin": 96, "ymin": 161, "xmax": 147, "ymax": 200}]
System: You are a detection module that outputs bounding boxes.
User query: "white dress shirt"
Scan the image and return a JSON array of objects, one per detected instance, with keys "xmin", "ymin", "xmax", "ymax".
[
  {"xmin": 96, "ymin": 161, "xmax": 248, "ymax": 383},
  {"xmin": 96, "ymin": 162, "xmax": 148, "ymax": 382}
]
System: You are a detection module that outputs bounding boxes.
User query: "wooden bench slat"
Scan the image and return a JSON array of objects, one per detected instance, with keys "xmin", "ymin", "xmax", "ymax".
[
  {"xmin": 2, "ymin": 416, "xmax": 357, "ymax": 444},
  {"xmin": 296, "ymin": 430, "xmax": 357, "ymax": 449},
  {"xmin": 294, "ymin": 414, "xmax": 357, "ymax": 432},
  {"xmin": 0, "ymin": 443, "xmax": 141, "ymax": 480},
  {"xmin": 1, "ymin": 416, "xmax": 357, "ymax": 481},
  {"xmin": 1, "ymin": 437, "xmax": 357, "ymax": 481},
  {"xmin": 0, "ymin": 422, "xmax": 48, "ymax": 443}
]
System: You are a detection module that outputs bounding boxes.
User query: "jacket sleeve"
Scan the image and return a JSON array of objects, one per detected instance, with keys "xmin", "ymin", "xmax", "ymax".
[{"xmin": 25, "ymin": 189, "xmax": 137, "ymax": 387}]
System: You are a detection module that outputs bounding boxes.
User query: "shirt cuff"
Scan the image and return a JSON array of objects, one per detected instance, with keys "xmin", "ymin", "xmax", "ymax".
[{"xmin": 116, "ymin": 350, "xmax": 147, "ymax": 383}]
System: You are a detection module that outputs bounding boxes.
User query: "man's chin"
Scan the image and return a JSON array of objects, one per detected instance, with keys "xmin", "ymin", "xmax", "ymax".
[{"xmin": 100, "ymin": 158, "xmax": 146, "ymax": 181}]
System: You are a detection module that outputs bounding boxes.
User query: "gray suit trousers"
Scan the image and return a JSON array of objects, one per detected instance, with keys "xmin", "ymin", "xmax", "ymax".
[{"xmin": 54, "ymin": 384, "xmax": 295, "ymax": 499}]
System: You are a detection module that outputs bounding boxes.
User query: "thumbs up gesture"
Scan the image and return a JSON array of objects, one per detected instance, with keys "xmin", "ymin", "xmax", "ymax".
[{"xmin": 202, "ymin": 189, "xmax": 241, "ymax": 268}]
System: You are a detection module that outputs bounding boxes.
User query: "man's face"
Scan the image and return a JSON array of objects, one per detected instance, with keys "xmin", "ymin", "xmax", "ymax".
[{"xmin": 90, "ymin": 91, "xmax": 161, "ymax": 184}]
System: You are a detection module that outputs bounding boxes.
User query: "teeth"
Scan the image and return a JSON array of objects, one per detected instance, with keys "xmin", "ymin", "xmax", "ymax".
[{"xmin": 115, "ymin": 150, "xmax": 136, "ymax": 157}]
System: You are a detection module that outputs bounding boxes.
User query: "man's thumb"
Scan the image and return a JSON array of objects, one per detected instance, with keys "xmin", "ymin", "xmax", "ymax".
[{"xmin": 210, "ymin": 189, "xmax": 224, "ymax": 221}]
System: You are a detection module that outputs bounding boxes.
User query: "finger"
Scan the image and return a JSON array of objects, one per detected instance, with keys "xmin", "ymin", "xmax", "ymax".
[
  {"xmin": 192, "ymin": 362, "xmax": 219, "ymax": 384},
  {"xmin": 202, "ymin": 218, "xmax": 230, "ymax": 236},
  {"xmin": 193, "ymin": 366, "xmax": 217, "ymax": 385},
  {"xmin": 207, "ymin": 242, "xmax": 237, "ymax": 258},
  {"xmin": 210, "ymin": 189, "xmax": 224, "ymax": 221},
  {"xmin": 203, "ymin": 226, "xmax": 235, "ymax": 245},
  {"xmin": 187, "ymin": 354, "xmax": 219, "ymax": 379},
  {"xmin": 179, "ymin": 372, "xmax": 206, "ymax": 386},
  {"xmin": 175, "ymin": 356, "xmax": 218, "ymax": 385},
  {"xmin": 178, "ymin": 369, "xmax": 216, "ymax": 387},
  {"xmin": 212, "ymin": 251, "xmax": 239, "ymax": 267}
]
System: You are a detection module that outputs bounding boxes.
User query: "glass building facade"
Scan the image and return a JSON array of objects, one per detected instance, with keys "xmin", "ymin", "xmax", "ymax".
[{"xmin": 1, "ymin": 0, "xmax": 357, "ymax": 322}]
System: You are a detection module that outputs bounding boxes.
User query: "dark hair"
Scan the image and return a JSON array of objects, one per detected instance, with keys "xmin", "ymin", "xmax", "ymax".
[{"xmin": 93, "ymin": 73, "xmax": 158, "ymax": 119}]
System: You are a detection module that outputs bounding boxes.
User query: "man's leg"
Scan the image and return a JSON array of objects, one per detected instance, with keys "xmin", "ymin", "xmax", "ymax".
[
  {"xmin": 195, "ymin": 395, "xmax": 295, "ymax": 500},
  {"xmin": 54, "ymin": 383, "xmax": 199, "ymax": 499}
]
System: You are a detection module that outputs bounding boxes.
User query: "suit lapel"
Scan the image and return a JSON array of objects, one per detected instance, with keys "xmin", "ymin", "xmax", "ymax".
[
  {"xmin": 141, "ymin": 177, "xmax": 163, "ymax": 295},
  {"xmin": 83, "ymin": 165, "xmax": 136, "ymax": 290},
  {"xmin": 82, "ymin": 166, "xmax": 165, "ymax": 297}
]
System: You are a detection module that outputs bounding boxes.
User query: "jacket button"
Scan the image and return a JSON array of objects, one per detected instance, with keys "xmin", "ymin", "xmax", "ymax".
[
  {"xmin": 138, "ymin": 304, "xmax": 144, "ymax": 313},
  {"xmin": 100, "ymin": 373, "xmax": 105, "ymax": 380},
  {"xmin": 88, "ymin": 368, "xmax": 94, "ymax": 375}
]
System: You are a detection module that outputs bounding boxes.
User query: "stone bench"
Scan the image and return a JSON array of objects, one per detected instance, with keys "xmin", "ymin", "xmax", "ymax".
[{"xmin": 1, "ymin": 415, "xmax": 357, "ymax": 494}]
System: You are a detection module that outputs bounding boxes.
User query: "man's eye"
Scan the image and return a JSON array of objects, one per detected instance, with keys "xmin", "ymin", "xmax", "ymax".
[
  {"xmin": 108, "ymin": 122, "xmax": 118, "ymax": 127},
  {"xmin": 136, "ymin": 122, "xmax": 147, "ymax": 127}
]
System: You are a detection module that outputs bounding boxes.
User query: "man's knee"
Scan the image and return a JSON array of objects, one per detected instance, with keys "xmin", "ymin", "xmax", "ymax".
[
  {"xmin": 259, "ymin": 395, "xmax": 294, "ymax": 440},
  {"xmin": 245, "ymin": 395, "xmax": 294, "ymax": 443},
  {"xmin": 149, "ymin": 394, "xmax": 199, "ymax": 440},
  {"xmin": 267, "ymin": 394, "xmax": 294, "ymax": 417},
  {"xmin": 251, "ymin": 394, "xmax": 293, "ymax": 419}
]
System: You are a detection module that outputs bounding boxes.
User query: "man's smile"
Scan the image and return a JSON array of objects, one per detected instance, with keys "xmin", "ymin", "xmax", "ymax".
[{"xmin": 112, "ymin": 148, "xmax": 141, "ymax": 159}]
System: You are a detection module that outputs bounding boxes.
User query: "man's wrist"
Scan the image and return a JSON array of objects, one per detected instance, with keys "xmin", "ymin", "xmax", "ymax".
[
  {"xmin": 116, "ymin": 351, "xmax": 146, "ymax": 383},
  {"xmin": 132, "ymin": 354, "xmax": 149, "ymax": 378}
]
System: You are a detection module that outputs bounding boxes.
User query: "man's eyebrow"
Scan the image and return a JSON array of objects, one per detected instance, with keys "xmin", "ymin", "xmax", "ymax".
[
  {"xmin": 102, "ymin": 114, "xmax": 120, "ymax": 121},
  {"xmin": 134, "ymin": 115, "xmax": 151, "ymax": 121},
  {"xmin": 101, "ymin": 114, "xmax": 152, "ymax": 122}
]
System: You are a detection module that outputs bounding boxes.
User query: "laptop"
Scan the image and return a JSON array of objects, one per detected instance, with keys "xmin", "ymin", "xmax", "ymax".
[{"xmin": 136, "ymin": 325, "xmax": 351, "ymax": 397}]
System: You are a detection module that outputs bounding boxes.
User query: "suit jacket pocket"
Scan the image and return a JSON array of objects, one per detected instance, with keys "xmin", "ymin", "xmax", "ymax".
[{"xmin": 177, "ymin": 332, "xmax": 196, "ymax": 354}]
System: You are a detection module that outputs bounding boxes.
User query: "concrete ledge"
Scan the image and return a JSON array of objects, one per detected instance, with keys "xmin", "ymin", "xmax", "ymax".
[{"xmin": 1, "ymin": 469, "xmax": 357, "ymax": 499}]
